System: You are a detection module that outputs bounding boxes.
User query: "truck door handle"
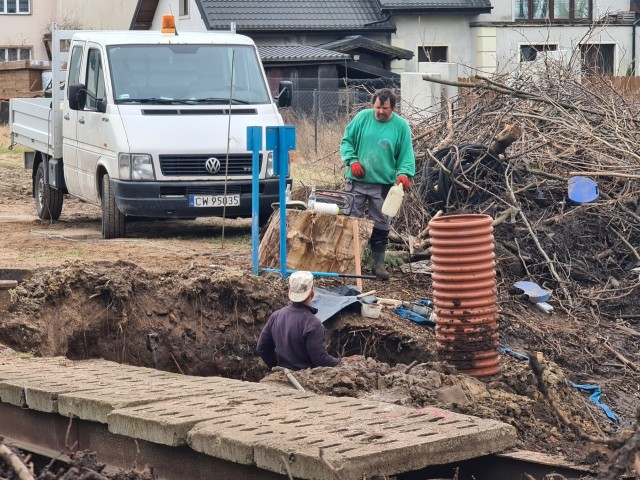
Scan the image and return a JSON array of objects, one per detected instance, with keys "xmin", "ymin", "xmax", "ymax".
[
  {"xmin": 64, "ymin": 114, "xmax": 70, "ymax": 120},
  {"xmin": 78, "ymin": 118, "xmax": 85, "ymax": 124}
]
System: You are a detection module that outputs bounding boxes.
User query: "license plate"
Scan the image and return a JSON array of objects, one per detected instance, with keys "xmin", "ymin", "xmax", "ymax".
[{"xmin": 189, "ymin": 195, "xmax": 240, "ymax": 207}]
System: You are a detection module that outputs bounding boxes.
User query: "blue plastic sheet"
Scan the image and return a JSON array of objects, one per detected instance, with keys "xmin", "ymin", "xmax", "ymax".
[
  {"xmin": 312, "ymin": 285, "xmax": 361, "ymax": 323},
  {"xmin": 393, "ymin": 307, "xmax": 435, "ymax": 327},
  {"xmin": 571, "ymin": 383, "xmax": 618, "ymax": 422}
]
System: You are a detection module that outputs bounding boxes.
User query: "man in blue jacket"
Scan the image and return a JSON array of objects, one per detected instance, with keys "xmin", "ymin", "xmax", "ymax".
[
  {"xmin": 257, "ymin": 271, "xmax": 341, "ymax": 371},
  {"xmin": 341, "ymin": 88, "xmax": 415, "ymax": 280}
]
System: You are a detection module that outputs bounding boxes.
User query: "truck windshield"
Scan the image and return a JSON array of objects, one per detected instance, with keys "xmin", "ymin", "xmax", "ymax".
[{"xmin": 107, "ymin": 44, "xmax": 271, "ymax": 105}]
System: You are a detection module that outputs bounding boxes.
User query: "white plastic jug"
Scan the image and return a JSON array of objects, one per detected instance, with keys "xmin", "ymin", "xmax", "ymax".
[{"xmin": 381, "ymin": 183, "xmax": 404, "ymax": 217}]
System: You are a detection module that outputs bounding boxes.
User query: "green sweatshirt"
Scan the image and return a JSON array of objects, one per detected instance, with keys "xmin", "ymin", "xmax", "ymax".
[{"xmin": 340, "ymin": 109, "xmax": 415, "ymax": 184}]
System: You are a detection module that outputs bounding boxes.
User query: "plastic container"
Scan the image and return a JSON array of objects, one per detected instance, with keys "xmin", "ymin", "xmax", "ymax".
[
  {"xmin": 285, "ymin": 184, "xmax": 291, "ymax": 204},
  {"xmin": 361, "ymin": 303, "xmax": 382, "ymax": 319},
  {"xmin": 307, "ymin": 186, "xmax": 316, "ymax": 209},
  {"xmin": 381, "ymin": 183, "xmax": 404, "ymax": 217}
]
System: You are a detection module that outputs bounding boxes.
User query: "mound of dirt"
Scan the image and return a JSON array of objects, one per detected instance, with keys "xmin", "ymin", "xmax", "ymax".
[{"xmin": 2, "ymin": 260, "xmax": 636, "ymax": 474}]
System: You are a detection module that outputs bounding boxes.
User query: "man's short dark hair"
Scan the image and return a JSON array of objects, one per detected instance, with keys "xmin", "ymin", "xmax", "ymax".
[{"xmin": 372, "ymin": 88, "xmax": 397, "ymax": 109}]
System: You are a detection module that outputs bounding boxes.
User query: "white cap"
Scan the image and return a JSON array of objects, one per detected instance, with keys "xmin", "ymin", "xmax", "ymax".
[{"xmin": 288, "ymin": 271, "xmax": 314, "ymax": 302}]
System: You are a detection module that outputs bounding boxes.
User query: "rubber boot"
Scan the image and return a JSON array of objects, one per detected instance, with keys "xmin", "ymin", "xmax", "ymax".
[{"xmin": 371, "ymin": 250, "xmax": 390, "ymax": 281}]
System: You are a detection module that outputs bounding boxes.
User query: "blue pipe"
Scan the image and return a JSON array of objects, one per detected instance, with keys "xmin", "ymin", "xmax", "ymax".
[
  {"xmin": 248, "ymin": 126, "xmax": 262, "ymax": 276},
  {"xmin": 278, "ymin": 127, "xmax": 288, "ymax": 279},
  {"xmin": 262, "ymin": 268, "xmax": 376, "ymax": 280}
]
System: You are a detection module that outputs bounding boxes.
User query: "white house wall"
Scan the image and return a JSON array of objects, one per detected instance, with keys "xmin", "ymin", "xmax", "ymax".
[
  {"xmin": 0, "ymin": 0, "xmax": 136, "ymax": 62},
  {"xmin": 391, "ymin": 1, "xmax": 635, "ymax": 77},
  {"xmin": 54, "ymin": 0, "xmax": 137, "ymax": 30},
  {"xmin": 492, "ymin": 24, "xmax": 632, "ymax": 75},
  {"xmin": 391, "ymin": 14, "xmax": 479, "ymax": 75},
  {"xmin": 0, "ymin": 0, "xmax": 55, "ymax": 61}
]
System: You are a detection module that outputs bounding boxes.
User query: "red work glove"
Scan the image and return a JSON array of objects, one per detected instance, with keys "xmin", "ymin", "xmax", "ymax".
[
  {"xmin": 350, "ymin": 162, "xmax": 366, "ymax": 179},
  {"xmin": 396, "ymin": 175, "xmax": 410, "ymax": 190}
]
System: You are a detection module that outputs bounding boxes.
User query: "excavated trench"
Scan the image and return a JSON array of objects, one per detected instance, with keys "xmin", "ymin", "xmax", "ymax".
[
  {"xmin": 1, "ymin": 262, "xmax": 435, "ymax": 381},
  {"xmin": 0, "ymin": 262, "xmax": 635, "ymax": 479}
]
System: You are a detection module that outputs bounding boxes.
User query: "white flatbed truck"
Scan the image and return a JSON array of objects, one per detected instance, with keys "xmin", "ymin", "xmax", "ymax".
[{"xmin": 9, "ymin": 18, "xmax": 292, "ymax": 238}]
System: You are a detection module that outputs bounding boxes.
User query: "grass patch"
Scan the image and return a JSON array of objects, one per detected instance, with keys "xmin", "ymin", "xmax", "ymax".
[
  {"xmin": 285, "ymin": 112, "xmax": 349, "ymax": 193},
  {"xmin": 18, "ymin": 250, "xmax": 86, "ymax": 261},
  {"xmin": 0, "ymin": 124, "xmax": 28, "ymax": 161}
]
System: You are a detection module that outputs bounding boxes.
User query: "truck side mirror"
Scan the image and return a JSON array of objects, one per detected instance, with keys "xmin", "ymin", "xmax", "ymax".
[
  {"xmin": 96, "ymin": 98, "xmax": 107, "ymax": 113},
  {"xmin": 276, "ymin": 81, "xmax": 292, "ymax": 108},
  {"xmin": 68, "ymin": 83, "xmax": 87, "ymax": 110}
]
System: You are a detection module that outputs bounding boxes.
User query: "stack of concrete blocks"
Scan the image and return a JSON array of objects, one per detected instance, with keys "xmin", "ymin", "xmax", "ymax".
[{"xmin": 400, "ymin": 62, "xmax": 458, "ymax": 123}]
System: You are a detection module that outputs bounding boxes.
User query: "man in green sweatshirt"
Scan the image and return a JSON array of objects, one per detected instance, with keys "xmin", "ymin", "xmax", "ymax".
[{"xmin": 340, "ymin": 88, "xmax": 415, "ymax": 280}]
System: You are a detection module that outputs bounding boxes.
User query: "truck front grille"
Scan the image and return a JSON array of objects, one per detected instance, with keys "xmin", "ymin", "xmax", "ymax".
[{"xmin": 159, "ymin": 153, "xmax": 260, "ymax": 177}]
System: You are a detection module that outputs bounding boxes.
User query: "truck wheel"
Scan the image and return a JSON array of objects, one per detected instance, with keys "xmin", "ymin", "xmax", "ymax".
[
  {"xmin": 35, "ymin": 162, "xmax": 64, "ymax": 220},
  {"xmin": 101, "ymin": 174, "xmax": 126, "ymax": 239}
]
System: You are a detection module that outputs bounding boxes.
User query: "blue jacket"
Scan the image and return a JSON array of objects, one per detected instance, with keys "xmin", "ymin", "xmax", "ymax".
[{"xmin": 256, "ymin": 303, "xmax": 340, "ymax": 371}]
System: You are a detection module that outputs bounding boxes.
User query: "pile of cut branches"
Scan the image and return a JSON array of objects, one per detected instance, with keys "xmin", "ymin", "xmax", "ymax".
[{"xmin": 393, "ymin": 63, "xmax": 640, "ymax": 313}]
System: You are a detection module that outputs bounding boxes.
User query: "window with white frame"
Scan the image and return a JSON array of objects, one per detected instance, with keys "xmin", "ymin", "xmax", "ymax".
[
  {"xmin": 0, "ymin": 0, "xmax": 30, "ymax": 14},
  {"xmin": 0, "ymin": 47, "xmax": 30, "ymax": 62},
  {"xmin": 520, "ymin": 44, "xmax": 557, "ymax": 62},
  {"xmin": 179, "ymin": 0, "xmax": 189, "ymax": 16},
  {"xmin": 515, "ymin": 0, "xmax": 590, "ymax": 20}
]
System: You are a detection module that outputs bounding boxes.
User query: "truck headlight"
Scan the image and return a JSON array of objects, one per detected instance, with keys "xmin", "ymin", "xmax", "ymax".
[
  {"xmin": 265, "ymin": 151, "xmax": 275, "ymax": 178},
  {"xmin": 118, "ymin": 153, "xmax": 155, "ymax": 180}
]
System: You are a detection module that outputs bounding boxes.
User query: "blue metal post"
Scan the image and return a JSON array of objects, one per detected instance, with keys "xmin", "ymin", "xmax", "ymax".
[
  {"xmin": 247, "ymin": 126, "xmax": 263, "ymax": 276},
  {"xmin": 266, "ymin": 126, "xmax": 295, "ymax": 278}
]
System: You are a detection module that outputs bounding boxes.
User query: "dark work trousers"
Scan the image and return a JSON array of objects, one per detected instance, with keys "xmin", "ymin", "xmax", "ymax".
[{"xmin": 343, "ymin": 179, "xmax": 391, "ymax": 252}]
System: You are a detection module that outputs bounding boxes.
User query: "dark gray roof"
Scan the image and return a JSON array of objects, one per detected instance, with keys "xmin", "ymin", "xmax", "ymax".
[
  {"xmin": 318, "ymin": 35, "xmax": 413, "ymax": 60},
  {"xmin": 378, "ymin": 0, "xmax": 491, "ymax": 11},
  {"xmin": 196, "ymin": 0, "xmax": 395, "ymax": 32},
  {"xmin": 258, "ymin": 45, "xmax": 351, "ymax": 63}
]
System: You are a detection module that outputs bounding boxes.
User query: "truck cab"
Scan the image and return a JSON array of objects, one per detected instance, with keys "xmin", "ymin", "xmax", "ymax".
[{"xmin": 10, "ymin": 19, "xmax": 292, "ymax": 238}]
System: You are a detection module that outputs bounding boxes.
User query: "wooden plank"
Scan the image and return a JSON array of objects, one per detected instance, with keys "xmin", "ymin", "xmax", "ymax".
[{"xmin": 352, "ymin": 219, "xmax": 363, "ymax": 291}]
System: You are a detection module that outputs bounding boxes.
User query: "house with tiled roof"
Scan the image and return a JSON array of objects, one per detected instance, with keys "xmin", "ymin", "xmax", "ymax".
[
  {"xmin": 136, "ymin": 0, "xmax": 639, "ymax": 84},
  {"xmin": 1, "ymin": 0, "xmax": 637, "ymax": 108}
]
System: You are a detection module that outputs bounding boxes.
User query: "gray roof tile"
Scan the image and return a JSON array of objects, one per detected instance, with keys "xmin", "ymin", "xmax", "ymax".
[
  {"xmin": 318, "ymin": 35, "xmax": 413, "ymax": 59},
  {"xmin": 198, "ymin": 0, "xmax": 395, "ymax": 31},
  {"xmin": 379, "ymin": 0, "xmax": 491, "ymax": 9},
  {"xmin": 258, "ymin": 45, "xmax": 351, "ymax": 62}
]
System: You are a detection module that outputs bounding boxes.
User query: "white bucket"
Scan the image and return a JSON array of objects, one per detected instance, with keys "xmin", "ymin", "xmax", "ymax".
[{"xmin": 361, "ymin": 303, "xmax": 382, "ymax": 319}]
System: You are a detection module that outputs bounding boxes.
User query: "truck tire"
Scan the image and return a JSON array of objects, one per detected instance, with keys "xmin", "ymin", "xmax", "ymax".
[
  {"xmin": 101, "ymin": 174, "xmax": 126, "ymax": 239},
  {"xmin": 35, "ymin": 162, "xmax": 64, "ymax": 220}
]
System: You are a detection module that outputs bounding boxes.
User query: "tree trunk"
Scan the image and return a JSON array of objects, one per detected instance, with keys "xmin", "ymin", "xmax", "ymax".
[{"xmin": 259, "ymin": 210, "xmax": 373, "ymax": 274}]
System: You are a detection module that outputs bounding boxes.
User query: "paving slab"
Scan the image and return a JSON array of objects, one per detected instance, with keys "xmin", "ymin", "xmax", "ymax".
[
  {"xmin": 0, "ymin": 354, "xmax": 517, "ymax": 480},
  {"xmin": 188, "ymin": 401, "xmax": 515, "ymax": 480},
  {"xmin": 107, "ymin": 386, "xmax": 314, "ymax": 446}
]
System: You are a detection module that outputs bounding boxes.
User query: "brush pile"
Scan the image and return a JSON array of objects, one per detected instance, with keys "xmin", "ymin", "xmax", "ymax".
[{"xmin": 393, "ymin": 63, "xmax": 640, "ymax": 314}]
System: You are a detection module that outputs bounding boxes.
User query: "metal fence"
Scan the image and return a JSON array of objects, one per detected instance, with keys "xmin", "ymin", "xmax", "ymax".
[{"xmin": 291, "ymin": 87, "xmax": 375, "ymax": 119}]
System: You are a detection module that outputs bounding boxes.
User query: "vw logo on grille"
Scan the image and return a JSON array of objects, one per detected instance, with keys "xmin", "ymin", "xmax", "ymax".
[{"xmin": 205, "ymin": 157, "xmax": 221, "ymax": 174}]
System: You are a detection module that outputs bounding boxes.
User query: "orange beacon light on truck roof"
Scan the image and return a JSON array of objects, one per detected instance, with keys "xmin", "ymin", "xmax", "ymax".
[{"xmin": 161, "ymin": 14, "xmax": 176, "ymax": 34}]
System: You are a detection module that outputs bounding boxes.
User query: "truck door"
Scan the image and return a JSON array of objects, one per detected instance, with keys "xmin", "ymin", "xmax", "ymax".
[
  {"xmin": 62, "ymin": 43, "xmax": 84, "ymax": 196},
  {"xmin": 76, "ymin": 44, "xmax": 105, "ymax": 203}
]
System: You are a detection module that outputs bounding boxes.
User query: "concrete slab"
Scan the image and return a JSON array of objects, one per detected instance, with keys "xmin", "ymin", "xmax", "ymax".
[
  {"xmin": 107, "ymin": 386, "xmax": 313, "ymax": 446},
  {"xmin": 0, "ymin": 354, "xmax": 518, "ymax": 480},
  {"xmin": 188, "ymin": 401, "xmax": 516, "ymax": 480}
]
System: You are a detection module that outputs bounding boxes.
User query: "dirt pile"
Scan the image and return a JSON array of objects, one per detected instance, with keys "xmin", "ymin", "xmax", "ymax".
[{"xmin": 1, "ymin": 260, "xmax": 636, "ymax": 473}]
